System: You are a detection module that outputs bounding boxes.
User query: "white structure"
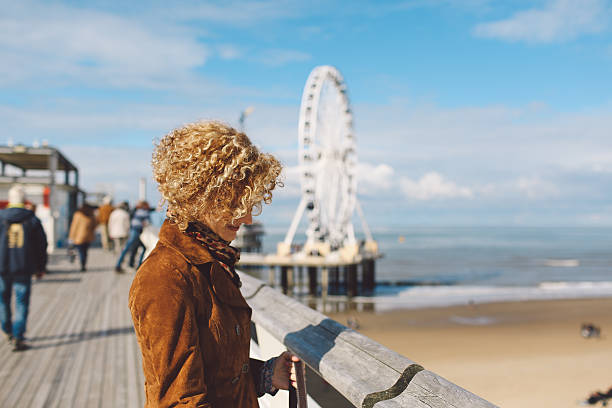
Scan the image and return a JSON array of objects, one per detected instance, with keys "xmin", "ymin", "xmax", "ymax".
[
  {"xmin": 280, "ymin": 66, "xmax": 376, "ymax": 259},
  {"xmin": 0, "ymin": 145, "xmax": 82, "ymax": 252}
]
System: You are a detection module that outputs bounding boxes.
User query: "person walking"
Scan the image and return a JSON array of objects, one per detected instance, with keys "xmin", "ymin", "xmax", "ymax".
[
  {"xmin": 68, "ymin": 204, "xmax": 97, "ymax": 272},
  {"xmin": 0, "ymin": 185, "xmax": 47, "ymax": 352},
  {"xmin": 108, "ymin": 201, "xmax": 130, "ymax": 254},
  {"xmin": 96, "ymin": 196, "xmax": 114, "ymax": 251},
  {"xmin": 129, "ymin": 121, "xmax": 298, "ymax": 407},
  {"xmin": 114, "ymin": 201, "xmax": 151, "ymax": 273}
]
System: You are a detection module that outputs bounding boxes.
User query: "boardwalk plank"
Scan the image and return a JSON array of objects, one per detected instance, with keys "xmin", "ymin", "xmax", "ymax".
[
  {"xmin": 48, "ymin": 269, "xmax": 103, "ymax": 408},
  {"xmin": 0, "ymin": 249, "xmax": 149, "ymax": 408},
  {"xmin": 125, "ymin": 301, "xmax": 142, "ymax": 408},
  {"xmin": 2, "ymin": 277, "xmax": 77, "ymax": 408},
  {"xmin": 0, "ymin": 276, "xmax": 71, "ymax": 399},
  {"xmin": 26, "ymin": 282, "xmax": 89, "ymax": 408},
  {"xmin": 55, "ymin": 284, "xmax": 101, "ymax": 408}
]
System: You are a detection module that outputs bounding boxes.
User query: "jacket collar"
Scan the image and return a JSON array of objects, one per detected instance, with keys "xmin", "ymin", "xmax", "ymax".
[
  {"xmin": 158, "ymin": 219, "xmax": 250, "ymax": 310},
  {"xmin": 158, "ymin": 219, "xmax": 215, "ymax": 265}
]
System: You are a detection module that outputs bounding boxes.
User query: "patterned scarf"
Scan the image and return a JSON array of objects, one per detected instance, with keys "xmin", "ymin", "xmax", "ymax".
[{"xmin": 184, "ymin": 221, "xmax": 242, "ymax": 288}]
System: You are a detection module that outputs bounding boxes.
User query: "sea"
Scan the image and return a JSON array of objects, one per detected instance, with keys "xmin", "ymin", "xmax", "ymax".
[{"xmin": 258, "ymin": 227, "xmax": 612, "ymax": 311}]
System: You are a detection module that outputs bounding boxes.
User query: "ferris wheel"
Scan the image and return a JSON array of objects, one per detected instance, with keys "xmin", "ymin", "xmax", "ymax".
[{"xmin": 282, "ymin": 66, "xmax": 372, "ymax": 255}]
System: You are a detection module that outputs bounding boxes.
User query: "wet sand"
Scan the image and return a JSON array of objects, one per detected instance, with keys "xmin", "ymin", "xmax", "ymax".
[{"xmin": 327, "ymin": 298, "xmax": 612, "ymax": 408}]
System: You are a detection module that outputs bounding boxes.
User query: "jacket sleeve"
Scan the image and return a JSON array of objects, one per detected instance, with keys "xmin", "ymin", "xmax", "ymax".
[
  {"xmin": 250, "ymin": 357, "xmax": 280, "ymax": 397},
  {"xmin": 32, "ymin": 218, "xmax": 47, "ymax": 271},
  {"xmin": 129, "ymin": 271, "xmax": 211, "ymax": 407},
  {"xmin": 249, "ymin": 359, "xmax": 264, "ymax": 397}
]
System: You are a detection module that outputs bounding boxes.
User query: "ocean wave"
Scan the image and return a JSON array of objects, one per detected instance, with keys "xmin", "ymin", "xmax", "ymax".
[
  {"xmin": 543, "ymin": 258, "xmax": 580, "ymax": 267},
  {"xmin": 353, "ymin": 281, "xmax": 612, "ymax": 311}
]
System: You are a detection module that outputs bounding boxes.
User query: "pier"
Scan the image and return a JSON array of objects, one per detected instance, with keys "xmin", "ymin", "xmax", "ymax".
[
  {"xmin": 1, "ymin": 247, "xmax": 495, "ymax": 407},
  {"xmin": 238, "ymin": 251, "xmax": 380, "ymax": 299}
]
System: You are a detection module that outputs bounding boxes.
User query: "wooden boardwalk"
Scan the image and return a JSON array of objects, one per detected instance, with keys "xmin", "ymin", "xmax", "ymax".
[{"xmin": 0, "ymin": 248, "xmax": 145, "ymax": 408}]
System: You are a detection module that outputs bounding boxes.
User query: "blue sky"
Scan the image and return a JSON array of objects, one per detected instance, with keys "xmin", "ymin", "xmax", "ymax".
[{"xmin": 1, "ymin": 0, "xmax": 612, "ymax": 230}]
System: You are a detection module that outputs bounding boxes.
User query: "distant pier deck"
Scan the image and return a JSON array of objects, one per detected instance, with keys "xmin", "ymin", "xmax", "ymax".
[
  {"xmin": 238, "ymin": 252, "xmax": 381, "ymax": 299},
  {"xmin": 0, "ymin": 249, "xmax": 144, "ymax": 408}
]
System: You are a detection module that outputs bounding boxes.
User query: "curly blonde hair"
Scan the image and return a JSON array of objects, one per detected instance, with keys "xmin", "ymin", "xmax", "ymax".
[{"xmin": 152, "ymin": 121, "xmax": 283, "ymax": 231}]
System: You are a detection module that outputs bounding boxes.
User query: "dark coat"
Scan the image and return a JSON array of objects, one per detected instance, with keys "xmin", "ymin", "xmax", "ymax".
[
  {"xmin": 0, "ymin": 207, "xmax": 47, "ymax": 276},
  {"xmin": 129, "ymin": 220, "xmax": 264, "ymax": 408}
]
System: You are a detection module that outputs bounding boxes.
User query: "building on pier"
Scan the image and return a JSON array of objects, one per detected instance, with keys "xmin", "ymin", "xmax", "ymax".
[
  {"xmin": 232, "ymin": 221, "xmax": 264, "ymax": 253},
  {"xmin": 0, "ymin": 144, "xmax": 83, "ymax": 251}
]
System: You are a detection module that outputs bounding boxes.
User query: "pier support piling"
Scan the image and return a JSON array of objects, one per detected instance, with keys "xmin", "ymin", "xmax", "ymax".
[
  {"xmin": 281, "ymin": 266, "xmax": 288, "ymax": 294},
  {"xmin": 362, "ymin": 259, "xmax": 375, "ymax": 294},
  {"xmin": 321, "ymin": 267, "xmax": 329, "ymax": 311},
  {"xmin": 268, "ymin": 267, "xmax": 275, "ymax": 287},
  {"xmin": 308, "ymin": 267, "xmax": 318, "ymax": 296},
  {"xmin": 330, "ymin": 266, "xmax": 339, "ymax": 294},
  {"xmin": 347, "ymin": 264, "xmax": 357, "ymax": 297}
]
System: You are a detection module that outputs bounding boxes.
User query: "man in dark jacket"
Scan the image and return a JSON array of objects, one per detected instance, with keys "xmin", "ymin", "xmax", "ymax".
[{"xmin": 0, "ymin": 185, "xmax": 47, "ymax": 351}]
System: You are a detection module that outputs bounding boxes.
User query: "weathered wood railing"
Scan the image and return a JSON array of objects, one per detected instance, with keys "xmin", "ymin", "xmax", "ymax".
[{"xmin": 239, "ymin": 271, "xmax": 498, "ymax": 408}]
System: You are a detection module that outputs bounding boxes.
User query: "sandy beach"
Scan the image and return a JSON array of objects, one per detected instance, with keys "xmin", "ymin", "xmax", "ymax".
[{"xmin": 328, "ymin": 298, "xmax": 612, "ymax": 408}]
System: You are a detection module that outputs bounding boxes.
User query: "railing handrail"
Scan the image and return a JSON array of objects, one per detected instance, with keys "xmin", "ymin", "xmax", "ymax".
[{"xmin": 238, "ymin": 272, "xmax": 498, "ymax": 408}]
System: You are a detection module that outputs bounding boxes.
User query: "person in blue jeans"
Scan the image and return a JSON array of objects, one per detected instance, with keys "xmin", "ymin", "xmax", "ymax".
[
  {"xmin": 115, "ymin": 201, "xmax": 151, "ymax": 273},
  {"xmin": 0, "ymin": 185, "xmax": 48, "ymax": 351}
]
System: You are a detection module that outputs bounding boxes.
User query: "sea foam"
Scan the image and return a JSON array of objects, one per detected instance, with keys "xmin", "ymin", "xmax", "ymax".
[{"xmin": 352, "ymin": 281, "xmax": 612, "ymax": 311}]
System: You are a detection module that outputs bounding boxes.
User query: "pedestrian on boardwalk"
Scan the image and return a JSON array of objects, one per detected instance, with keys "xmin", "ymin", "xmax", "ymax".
[
  {"xmin": 129, "ymin": 121, "xmax": 298, "ymax": 407},
  {"xmin": 96, "ymin": 195, "xmax": 114, "ymax": 251},
  {"xmin": 68, "ymin": 203, "xmax": 97, "ymax": 272},
  {"xmin": 0, "ymin": 185, "xmax": 47, "ymax": 351},
  {"xmin": 108, "ymin": 201, "xmax": 130, "ymax": 254},
  {"xmin": 114, "ymin": 200, "xmax": 151, "ymax": 273}
]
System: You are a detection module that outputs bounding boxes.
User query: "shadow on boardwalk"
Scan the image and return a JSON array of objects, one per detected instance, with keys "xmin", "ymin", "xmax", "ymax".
[
  {"xmin": 0, "ymin": 248, "xmax": 145, "ymax": 408},
  {"xmin": 28, "ymin": 326, "xmax": 135, "ymax": 350}
]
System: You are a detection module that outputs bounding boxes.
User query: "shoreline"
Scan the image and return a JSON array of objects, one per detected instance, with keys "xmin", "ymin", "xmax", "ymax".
[
  {"xmin": 345, "ymin": 281, "xmax": 612, "ymax": 311},
  {"xmin": 327, "ymin": 297, "xmax": 612, "ymax": 407}
]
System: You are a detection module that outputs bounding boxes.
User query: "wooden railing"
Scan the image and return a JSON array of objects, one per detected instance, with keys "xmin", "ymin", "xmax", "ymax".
[{"xmin": 239, "ymin": 272, "xmax": 498, "ymax": 408}]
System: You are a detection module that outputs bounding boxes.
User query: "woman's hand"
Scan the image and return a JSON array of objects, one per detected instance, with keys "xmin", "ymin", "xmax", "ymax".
[{"xmin": 271, "ymin": 351, "xmax": 301, "ymax": 390}]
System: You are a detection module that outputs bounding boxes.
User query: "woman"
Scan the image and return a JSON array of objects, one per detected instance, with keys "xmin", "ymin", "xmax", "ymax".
[
  {"xmin": 68, "ymin": 204, "xmax": 96, "ymax": 272},
  {"xmin": 129, "ymin": 121, "xmax": 298, "ymax": 407}
]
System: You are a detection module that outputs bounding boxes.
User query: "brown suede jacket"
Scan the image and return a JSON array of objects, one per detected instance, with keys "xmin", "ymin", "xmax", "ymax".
[
  {"xmin": 129, "ymin": 220, "xmax": 264, "ymax": 407},
  {"xmin": 68, "ymin": 210, "xmax": 96, "ymax": 245}
]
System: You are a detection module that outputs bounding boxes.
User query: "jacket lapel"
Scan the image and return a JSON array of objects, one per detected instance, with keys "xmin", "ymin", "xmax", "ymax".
[
  {"xmin": 200, "ymin": 263, "xmax": 251, "ymax": 310},
  {"xmin": 159, "ymin": 220, "xmax": 250, "ymax": 310}
]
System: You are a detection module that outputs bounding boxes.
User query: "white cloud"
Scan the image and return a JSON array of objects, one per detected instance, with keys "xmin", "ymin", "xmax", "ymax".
[
  {"xmin": 400, "ymin": 172, "xmax": 473, "ymax": 200},
  {"xmin": 473, "ymin": 0, "xmax": 611, "ymax": 43},
  {"xmin": 0, "ymin": 1, "xmax": 317, "ymax": 91},
  {"xmin": 0, "ymin": 104, "xmax": 232, "ymax": 144},
  {"xmin": 60, "ymin": 145, "xmax": 156, "ymax": 202},
  {"xmin": 0, "ymin": 2, "xmax": 207, "ymax": 89},
  {"xmin": 276, "ymin": 165, "xmax": 302, "ymax": 198},
  {"xmin": 515, "ymin": 177, "xmax": 560, "ymax": 199},
  {"xmin": 217, "ymin": 44, "xmax": 243, "ymax": 60},
  {"xmin": 355, "ymin": 100, "xmax": 612, "ymax": 178},
  {"xmin": 169, "ymin": 1, "xmax": 304, "ymax": 24},
  {"xmin": 255, "ymin": 49, "xmax": 311, "ymax": 66},
  {"xmin": 356, "ymin": 162, "xmax": 395, "ymax": 194}
]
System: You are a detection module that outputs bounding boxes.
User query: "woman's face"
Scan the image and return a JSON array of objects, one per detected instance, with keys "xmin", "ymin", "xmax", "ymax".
[{"xmin": 205, "ymin": 210, "xmax": 253, "ymax": 242}]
